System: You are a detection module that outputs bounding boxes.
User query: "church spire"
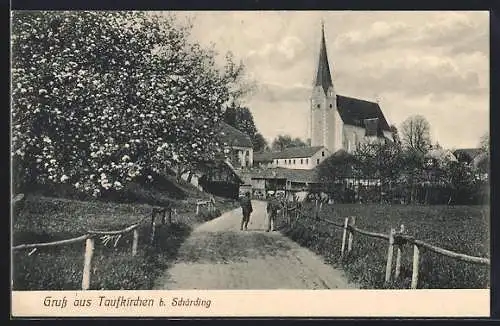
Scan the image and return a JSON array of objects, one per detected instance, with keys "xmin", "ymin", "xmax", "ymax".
[{"xmin": 314, "ymin": 22, "xmax": 333, "ymax": 94}]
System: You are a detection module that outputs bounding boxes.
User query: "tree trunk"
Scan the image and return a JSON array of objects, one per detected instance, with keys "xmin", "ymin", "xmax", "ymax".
[{"xmin": 410, "ymin": 184, "xmax": 415, "ymax": 204}]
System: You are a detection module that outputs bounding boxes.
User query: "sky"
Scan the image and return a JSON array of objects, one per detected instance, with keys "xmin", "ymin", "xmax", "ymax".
[{"xmin": 176, "ymin": 11, "xmax": 489, "ymax": 150}]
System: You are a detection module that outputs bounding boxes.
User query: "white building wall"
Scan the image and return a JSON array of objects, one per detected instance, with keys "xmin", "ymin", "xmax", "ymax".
[
  {"xmin": 310, "ymin": 86, "xmax": 327, "ymax": 148},
  {"xmin": 228, "ymin": 145, "xmax": 253, "ymax": 168},
  {"xmin": 272, "ymin": 148, "xmax": 331, "ymax": 170},
  {"xmin": 331, "ymin": 107, "xmax": 344, "ymax": 152},
  {"xmin": 342, "ymin": 125, "xmax": 366, "ymax": 153},
  {"xmin": 311, "ymin": 86, "xmax": 343, "ymax": 154},
  {"xmin": 342, "ymin": 124, "xmax": 391, "ymax": 153},
  {"xmin": 383, "ymin": 130, "xmax": 394, "ymax": 142}
]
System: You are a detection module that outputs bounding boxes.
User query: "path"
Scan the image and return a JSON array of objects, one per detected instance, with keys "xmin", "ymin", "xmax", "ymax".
[{"xmin": 154, "ymin": 200, "xmax": 357, "ymax": 290}]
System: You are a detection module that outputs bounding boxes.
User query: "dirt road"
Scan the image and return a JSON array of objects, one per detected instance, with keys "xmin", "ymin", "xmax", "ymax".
[{"xmin": 154, "ymin": 200, "xmax": 357, "ymax": 290}]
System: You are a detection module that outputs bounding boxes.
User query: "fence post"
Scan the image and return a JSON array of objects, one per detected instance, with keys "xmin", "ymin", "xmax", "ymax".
[
  {"xmin": 385, "ymin": 228, "xmax": 396, "ymax": 283},
  {"xmin": 81, "ymin": 237, "xmax": 94, "ymax": 290},
  {"xmin": 150, "ymin": 222, "xmax": 156, "ymax": 246},
  {"xmin": 132, "ymin": 229, "xmax": 139, "ymax": 256},
  {"xmin": 161, "ymin": 209, "xmax": 166, "ymax": 224},
  {"xmin": 196, "ymin": 203, "xmax": 200, "ymax": 216},
  {"xmin": 395, "ymin": 224, "xmax": 405, "ymax": 279},
  {"xmin": 168, "ymin": 208, "xmax": 172, "ymax": 224},
  {"xmin": 411, "ymin": 244, "xmax": 420, "ymax": 289},
  {"xmin": 283, "ymin": 203, "xmax": 287, "ymax": 224},
  {"xmin": 340, "ymin": 217, "xmax": 349, "ymax": 258},
  {"xmin": 348, "ymin": 216, "xmax": 356, "ymax": 253}
]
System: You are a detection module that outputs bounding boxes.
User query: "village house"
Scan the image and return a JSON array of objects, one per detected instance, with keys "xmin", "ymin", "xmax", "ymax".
[
  {"xmin": 254, "ymin": 146, "xmax": 330, "ymax": 170},
  {"xmin": 220, "ymin": 122, "xmax": 254, "ymax": 169},
  {"xmin": 180, "ymin": 122, "xmax": 253, "ymax": 199},
  {"xmin": 453, "ymin": 148, "xmax": 489, "ymax": 180}
]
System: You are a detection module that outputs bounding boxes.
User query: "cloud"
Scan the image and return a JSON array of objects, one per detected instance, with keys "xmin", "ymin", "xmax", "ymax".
[
  {"xmin": 337, "ymin": 54, "xmax": 486, "ymax": 98},
  {"xmin": 334, "ymin": 20, "xmax": 412, "ymax": 52},
  {"xmin": 246, "ymin": 36, "xmax": 307, "ymax": 69},
  {"xmin": 256, "ymin": 82, "xmax": 310, "ymax": 102},
  {"xmin": 415, "ymin": 12, "xmax": 487, "ymax": 51},
  {"xmin": 333, "ymin": 12, "xmax": 488, "ymax": 56},
  {"xmin": 377, "ymin": 91, "xmax": 489, "ymax": 149}
]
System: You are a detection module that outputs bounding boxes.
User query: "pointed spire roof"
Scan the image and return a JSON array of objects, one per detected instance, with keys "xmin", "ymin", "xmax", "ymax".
[{"xmin": 314, "ymin": 22, "xmax": 333, "ymax": 94}]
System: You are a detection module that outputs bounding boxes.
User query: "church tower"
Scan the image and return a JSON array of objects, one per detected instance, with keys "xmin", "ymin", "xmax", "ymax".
[{"xmin": 310, "ymin": 23, "xmax": 343, "ymax": 153}]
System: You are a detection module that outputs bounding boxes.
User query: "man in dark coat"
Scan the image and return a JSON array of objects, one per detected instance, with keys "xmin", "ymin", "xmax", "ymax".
[
  {"xmin": 239, "ymin": 192, "xmax": 253, "ymax": 231},
  {"xmin": 266, "ymin": 193, "xmax": 283, "ymax": 232}
]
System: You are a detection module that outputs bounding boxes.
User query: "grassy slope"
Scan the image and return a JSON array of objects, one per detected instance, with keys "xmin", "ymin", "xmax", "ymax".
[
  {"xmin": 278, "ymin": 203, "xmax": 490, "ymax": 289},
  {"xmin": 12, "ymin": 178, "xmax": 238, "ymax": 290}
]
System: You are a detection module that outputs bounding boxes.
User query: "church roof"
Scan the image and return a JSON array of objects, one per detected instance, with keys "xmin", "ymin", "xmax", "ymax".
[
  {"xmin": 219, "ymin": 122, "xmax": 253, "ymax": 148},
  {"xmin": 336, "ymin": 95, "xmax": 392, "ymax": 132},
  {"xmin": 314, "ymin": 23, "xmax": 334, "ymax": 95}
]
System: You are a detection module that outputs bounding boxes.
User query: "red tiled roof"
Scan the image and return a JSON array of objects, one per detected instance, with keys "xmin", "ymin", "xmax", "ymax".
[
  {"xmin": 251, "ymin": 167, "xmax": 319, "ymax": 183},
  {"xmin": 271, "ymin": 146, "xmax": 326, "ymax": 160},
  {"xmin": 219, "ymin": 122, "xmax": 253, "ymax": 148}
]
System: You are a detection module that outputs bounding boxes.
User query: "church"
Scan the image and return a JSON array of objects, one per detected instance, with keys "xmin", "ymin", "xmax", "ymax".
[
  {"xmin": 310, "ymin": 23, "xmax": 393, "ymax": 156},
  {"xmin": 254, "ymin": 23, "xmax": 394, "ymax": 171}
]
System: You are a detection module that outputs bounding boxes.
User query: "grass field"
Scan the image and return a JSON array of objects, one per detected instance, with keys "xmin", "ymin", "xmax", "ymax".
[
  {"xmin": 12, "ymin": 195, "xmax": 238, "ymax": 290},
  {"xmin": 278, "ymin": 203, "xmax": 490, "ymax": 289}
]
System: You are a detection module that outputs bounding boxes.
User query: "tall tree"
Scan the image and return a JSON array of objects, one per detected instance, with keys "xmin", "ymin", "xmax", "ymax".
[
  {"xmin": 11, "ymin": 11, "xmax": 248, "ymax": 195},
  {"xmin": 252, "ymin": 132, "xmax": 268, "ymax": 152},
  {"xmin": 389, "ymin": 124, "xmax": 401, "ymax": 146},
  {"xmin": 222, "ymin": 103, "xmax": 267, "ymax": 151},
  {"xmin": 479, "ymin": 132, "xmax": 489, "ymax": 153},
  {"xmin": 400, "ymin": 115, "xmax": 431, "ymax": 153},
  {"xmin": 271, "ymin": 134, "xmax": 308, "ymax": 151}
]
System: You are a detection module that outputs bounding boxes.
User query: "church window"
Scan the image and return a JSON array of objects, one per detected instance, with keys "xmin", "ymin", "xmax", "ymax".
[
  {"xmin": 329, "ymin": 104, "xmax": 333, "ymax": 108},
  {"xmin": 322, "ymin": 151, "xmax": 325, "ymax": 157},
  {"xmin": 316, "ymin": 159, "xmax": 320, "ymax": 165},
  {"xmin": 293, "ymin": 159, "xmax": 296, "ymax": 164},
  {"xmin": 301, "ymin": 159, "xmax": 303, "ymax": 164},
  {"xmin": 317, "ymin": 104, "xmax": 320, "ymax": 108},
  {"xmin": 306, "ymin": 159, "xmax": 309, "ymax": 164}
]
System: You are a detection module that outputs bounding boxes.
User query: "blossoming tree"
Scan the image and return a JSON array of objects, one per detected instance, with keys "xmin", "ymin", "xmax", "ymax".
[{"xmin": 12, "ymin": 11, "xmax": 248, "ymax": 196}]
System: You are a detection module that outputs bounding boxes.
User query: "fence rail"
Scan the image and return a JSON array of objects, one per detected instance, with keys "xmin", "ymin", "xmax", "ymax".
[
  {"xmin": 12, "ymin": 206, "xmax": 174, "ymax": 290},
  {"xmin": 283, "ymin": 201, "xmax": 490, "ymax": 289}
]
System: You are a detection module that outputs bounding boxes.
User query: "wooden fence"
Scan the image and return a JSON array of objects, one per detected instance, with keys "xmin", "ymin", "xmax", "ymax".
[
  {"xmin": 283, "ymin": 201, "xmax": 490, "ymax": 289},
  {"xmin": 12, "ymin": 206, "xmax": 174, "ymax": 290}
]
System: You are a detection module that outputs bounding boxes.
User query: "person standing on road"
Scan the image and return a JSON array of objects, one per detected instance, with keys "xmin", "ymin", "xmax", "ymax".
[
  {"xmin": 266, "ymin": 193, "xmax": 283, "ymax": 232},
  {"xmin": 239, "ymin": 192, "xmax": 253, "ymax": 231}
]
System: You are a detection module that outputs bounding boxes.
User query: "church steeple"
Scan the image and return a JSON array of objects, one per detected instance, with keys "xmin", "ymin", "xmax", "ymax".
[{"xmin": 314, "ymin": 22, "xmax": 333, "ymax": 95}]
